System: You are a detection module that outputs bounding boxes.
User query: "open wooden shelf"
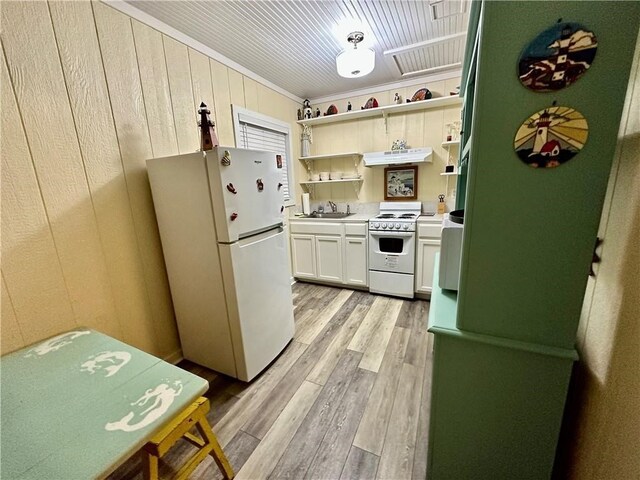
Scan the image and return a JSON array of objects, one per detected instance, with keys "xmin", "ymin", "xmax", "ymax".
[
  {"xmin": 296, "ymin": 95, "xmax": 462, "ymax": 126},
  {"xmin": 300, "ymin": 178, "xmax": 362, "ymax": 185}
]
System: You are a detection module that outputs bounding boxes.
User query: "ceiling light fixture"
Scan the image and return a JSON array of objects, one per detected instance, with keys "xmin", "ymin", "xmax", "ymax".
[{"xmin": 336, "ymin": 31, "xmax": 375, "ymax": 78}]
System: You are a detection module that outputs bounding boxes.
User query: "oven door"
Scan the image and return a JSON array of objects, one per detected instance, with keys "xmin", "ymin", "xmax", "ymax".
[{"xmin": 368, "ymin": 230, "xmax": 415, "ymax": 274}]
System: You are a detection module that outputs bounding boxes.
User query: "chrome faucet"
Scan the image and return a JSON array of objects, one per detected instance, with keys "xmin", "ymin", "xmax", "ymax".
[{"xmin": 328, "ymin": 201, "xmax": 337, "ymax": 213}]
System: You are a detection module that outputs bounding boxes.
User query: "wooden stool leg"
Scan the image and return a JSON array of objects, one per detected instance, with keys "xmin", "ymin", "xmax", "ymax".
[
  {"xmin": 143, "ymin": 452, "xmax": 159, "ymax": 480},
  {"xmin": 196, "ymin": 418, "xmax": 235, "ymax": 480},
  {"xmin": 142, "ymin": 397, "xmax": 234, "ymax": 480}
]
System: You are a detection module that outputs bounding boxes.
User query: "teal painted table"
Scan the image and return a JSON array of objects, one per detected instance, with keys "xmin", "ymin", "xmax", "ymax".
[{"xmin": 1, "ymin": 329, "xmax": 208, "ymax": 479}]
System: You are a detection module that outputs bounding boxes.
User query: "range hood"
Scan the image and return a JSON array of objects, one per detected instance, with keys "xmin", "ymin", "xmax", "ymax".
[{"xmin": 363, "ymin": 147, "xmax": 433, "ymax": 167}]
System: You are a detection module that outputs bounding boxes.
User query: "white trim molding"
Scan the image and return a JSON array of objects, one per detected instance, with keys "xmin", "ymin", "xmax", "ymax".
[{"xmin": 102, "ymin": 0, "xmax": 303, "ymax": 103}]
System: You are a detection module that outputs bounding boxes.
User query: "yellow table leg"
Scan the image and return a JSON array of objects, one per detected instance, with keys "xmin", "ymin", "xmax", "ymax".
[{"xmin": 143, "ymin": 397, "xmax": 234, "ymax": 480}]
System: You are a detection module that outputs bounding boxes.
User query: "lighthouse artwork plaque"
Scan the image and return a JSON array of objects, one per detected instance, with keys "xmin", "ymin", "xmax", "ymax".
[
  {"xmin": 514, "ymin": 106, "xmax": 589, "ymax": 168},
  {"xmin": 518, "ymin": 22, "xmax": 597, "ymax": 91}
]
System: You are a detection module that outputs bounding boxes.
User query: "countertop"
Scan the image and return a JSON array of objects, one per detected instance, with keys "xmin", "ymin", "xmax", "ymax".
[
  {"xmin": 289, "ymin": 213, "xmax": 372, "ymax": 223},
  {"xmin": 418, "ymin": 214, "xmax": 444, "ymax": 222}
]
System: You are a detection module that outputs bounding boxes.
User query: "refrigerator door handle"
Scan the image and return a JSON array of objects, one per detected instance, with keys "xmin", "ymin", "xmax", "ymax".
[{"xmin": 237, "ymin": 226, "xmax": 284, "ymax": 247}]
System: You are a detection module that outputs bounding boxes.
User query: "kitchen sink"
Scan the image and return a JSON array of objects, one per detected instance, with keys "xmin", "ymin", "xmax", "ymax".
[{"xmin": 303, "ymin": 212, "xmax": 354, "ymax": 219}]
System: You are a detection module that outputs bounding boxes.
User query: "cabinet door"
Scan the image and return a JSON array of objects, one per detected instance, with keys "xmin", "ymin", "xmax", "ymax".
[
  {"xmin": 291, "ymin": 234, "xmax": 317, "ymax": 279},
  {"xmin": 315, "ymin": 235, "xmax": 343, "ymax": 283},
  {"xmin": 416, "ymin": 239, "xmax": 440, "ymax": 293},
  {"xmin": 344, "ymin": 236, "xmax": 368, "ymax": 286}
]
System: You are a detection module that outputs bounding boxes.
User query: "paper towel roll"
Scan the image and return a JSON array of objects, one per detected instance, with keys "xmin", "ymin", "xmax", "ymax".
[{"xmin": 302, "ymin": 193, "xmax": 311, "ymax": 215}]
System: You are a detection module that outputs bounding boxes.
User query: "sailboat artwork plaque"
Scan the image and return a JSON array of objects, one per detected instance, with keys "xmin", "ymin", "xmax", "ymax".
[
  {"xmin": 518, "ymin": 22, "xmax": 597, "ymax": 91},
  {"xmin": 514, "ymin": 106, "xmax": 589, "ymax": 168}
]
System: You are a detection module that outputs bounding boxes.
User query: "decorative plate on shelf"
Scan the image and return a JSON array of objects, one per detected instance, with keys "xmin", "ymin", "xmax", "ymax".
[
  {"xmin": 324, "ymin": 104, "xmax": 338, "ymax": 116},
  {"xmin": 363, "ymin": 97, "xmax": 379, "ymax": 109},
  {"xmin": 410, "ymin": 88, "xmax": 432, "ymax": 102}
]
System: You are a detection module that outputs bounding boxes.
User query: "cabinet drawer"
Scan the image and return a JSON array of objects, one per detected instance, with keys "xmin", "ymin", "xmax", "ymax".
[
  {"xmin": 290, "ymin": 221, "xmax": 342, "ymax": 235},
  {"xmin": 345, "ymin": 223, "xmax": 367, "ymax": 236},
  {"xmin": 418, "ymin": 223, "xmax": 442, "ymax": 239}
]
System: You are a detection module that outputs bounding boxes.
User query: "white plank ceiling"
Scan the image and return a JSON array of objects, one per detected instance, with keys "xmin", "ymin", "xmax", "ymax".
[{"xmin": 125, "ymin": 0, "xmax": 469, "ymax": 99}]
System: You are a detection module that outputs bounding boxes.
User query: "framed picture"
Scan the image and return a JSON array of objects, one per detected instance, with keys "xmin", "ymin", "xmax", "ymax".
[{"xmin": 384, "ymin": 166, "xmax": 418, "ymax": 200}]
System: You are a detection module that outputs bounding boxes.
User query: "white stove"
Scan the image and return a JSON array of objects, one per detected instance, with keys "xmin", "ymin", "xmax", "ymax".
[
  {"xmin": 369, "ymin": 212, "xmax": 419, "ymax": 232},
  {"xmin": 368, "ymin": 202, "xmax": 421, "ymax": 298}
]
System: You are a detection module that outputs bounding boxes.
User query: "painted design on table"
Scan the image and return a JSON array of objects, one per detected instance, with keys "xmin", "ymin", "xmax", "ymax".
[
  {"xmin": 514, "ymin": 106, "xmax": 588, "ymax": 168},
  {"xmin": 24, "ymin": 330, "xmax": 91, "ymax": 357},
  {"xmin": 518, "ymin": 23, "xmax": 597, "ymax": 91},
  {"xmin": 105, "ymin": 381, "xmax": 184, "ymax": 432},
  {"xmin": 80, "ymin": 351, "xmax": 132, "ymax": 378}
]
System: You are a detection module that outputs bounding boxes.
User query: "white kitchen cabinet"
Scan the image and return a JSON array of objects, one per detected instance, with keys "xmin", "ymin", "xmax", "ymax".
[
  {"xmin": 289, "ymin": 220, "xmax": 368, "ymax": 287},
  {"xmin": 291, "ymin": 234, "xmax": 317, "ymax": 279},
  {"xmin": 344, "ymin": 236, "xmax": 368, "ymax": 286},
  {"xmin": 415, "ymin": 218, "xmax": 442, "ymax": 295},
  {"xmin": 415, "ymin": 239, "xmax": 440, "ymax": 293},
  {"xmin": 315, "ymin": 235, "xmax": 343, "ymax": 282}
]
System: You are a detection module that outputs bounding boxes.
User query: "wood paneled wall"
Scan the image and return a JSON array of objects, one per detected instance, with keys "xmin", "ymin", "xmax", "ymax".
[
  {"xmin": 0, "ymin": 1, "xmax": 300, "ymax": 357},
  {"xmin": 306, "ymin": 79, "xmax": 461, "ymax": 204}
]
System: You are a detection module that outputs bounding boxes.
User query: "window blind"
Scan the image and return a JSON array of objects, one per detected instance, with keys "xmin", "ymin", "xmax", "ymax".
[{"xmin": 238, "ymin": 122, "xmax": 291, "ymax": 202}]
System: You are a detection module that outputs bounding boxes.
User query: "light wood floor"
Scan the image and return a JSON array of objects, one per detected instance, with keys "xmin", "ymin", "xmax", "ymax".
[{"xmin": 109, "ymin": 283, "xmax": 433, "ymax": 480}]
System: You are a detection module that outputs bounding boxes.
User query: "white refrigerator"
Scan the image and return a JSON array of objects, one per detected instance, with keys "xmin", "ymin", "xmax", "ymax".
[{"xmin": 147, "ymin": 147, "xmax": 295, "ymax": 381}]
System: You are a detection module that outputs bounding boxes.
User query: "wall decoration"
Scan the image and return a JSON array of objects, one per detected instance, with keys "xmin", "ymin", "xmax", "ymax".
[
  {"xmin": 518, "ymin": 22, "xmax": 597, "ymax": 91},
  {"xmin": 302, "ymin": 99, "xmax": 313, "ymax": 119},
  {"xmin": 391, "ymin": 139, "xmax": 407, "ymax": 151},
  {"xmin": 384, "ymin": 166, "xmax": 418, "ymax": 200},
  {"xmin": 347, "ymin": 101, "xmax": 352, "ymax": 111},
  {"xmin": 408, "ymin": 88, "xmax": 432, "ymax": 102},
  {"xmin": 514, "ymin": 106, "xmax": 588, "ymax": 168},
  {"xmin": 315, "ymin": 108, "xmax": 321, "ymax": 118},
  {"xmin": 362, "ymin": 97, "xmax": 378, "ymax": 109},
  {"xmin": 197, "ymin": 102, "xmax": 219, "ymax": 151},
  {"xmin": 301, "ymin": 124, "xmax": 312, "ymax": 157},
  {"xmin": 324, "ymin": 104, "xmax": 338, "ymax": 116},
  {"xmin": 393, "ymin": 93, "xmax": 402, "ymax": 104}
]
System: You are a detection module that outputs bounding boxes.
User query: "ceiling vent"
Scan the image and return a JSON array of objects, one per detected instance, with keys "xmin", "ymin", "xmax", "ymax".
[
  {"xmin": 383, "ymin": 32, "xmax": 466, "ymax": 77},
  {"xmin": 429, "ymin": 0, "xmax": 466, "ymax": 21}
]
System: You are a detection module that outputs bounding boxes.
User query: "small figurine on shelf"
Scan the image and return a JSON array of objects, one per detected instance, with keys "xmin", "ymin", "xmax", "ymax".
[
  {"xmin": 297, "ymin": 108, "xmax": 302, "ymax": 121},
  {"xmin": 391, "ymin": 139, "xmax": 407, "ymax": 151},
  {"xmin": 393, "ymin": 93, "xmax": 402, "ymax": 104},
  {"xmin": 315, "ymin": 108, "xmax": 321, "ymax": 118},
  {"xmin": 303, "ymin": 99, "xmax": 313, "ymax": 120},
  {"xmin": 301, "ymin": 124, "xmax": 312, "ymax": 158},
  {"xmin": 347, "ymin": 101, "xmax": 352, "ymax": 112},
  {"xmin": 197, "ymin": 102, "xmax": 219, "ymax": 151}
]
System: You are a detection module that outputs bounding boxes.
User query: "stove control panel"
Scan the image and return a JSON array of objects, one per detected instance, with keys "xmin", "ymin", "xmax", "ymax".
[{"xmin": 368, "ymin": 220, "xmax": 416, "ymax": 232}]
